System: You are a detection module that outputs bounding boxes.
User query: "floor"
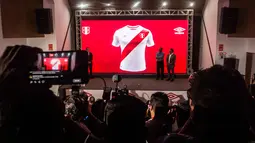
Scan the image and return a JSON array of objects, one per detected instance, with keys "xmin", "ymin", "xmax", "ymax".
[{"xmin": 85, "ymin": 77, "xmax": 189, "ymax": 91}]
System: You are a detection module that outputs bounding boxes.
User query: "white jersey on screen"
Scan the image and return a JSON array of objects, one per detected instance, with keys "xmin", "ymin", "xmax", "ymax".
[
  {"xmin": 50, "ymin": 59, "xmax": 61, "ymax": 70},
  {"xmin": 112, "ymin": 25, "xmax": 155, "ymax": 72}
]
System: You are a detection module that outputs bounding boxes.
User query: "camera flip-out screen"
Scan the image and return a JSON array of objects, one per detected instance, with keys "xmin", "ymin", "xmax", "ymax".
[{"xmin": 29, "ymin": 51, "xmax": 89, "ymax": 85}]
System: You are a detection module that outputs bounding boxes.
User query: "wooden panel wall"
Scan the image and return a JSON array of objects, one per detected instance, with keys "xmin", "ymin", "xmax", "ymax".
[
  {"xmin": 229, "ymin": 0, "xmax": 255, "ymax": 38},
  {"xmin": 1, "ymin": 0, "xmax": 44, "ymax": 38}
]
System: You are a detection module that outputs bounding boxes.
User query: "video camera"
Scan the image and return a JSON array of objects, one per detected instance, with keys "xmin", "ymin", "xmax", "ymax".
[
  {"xmin": 111, "ymin": 85, "xmax": 129, "ymax": 99},
  {"xmin": 64, "ymin": 86, "xmax": 90, "ymax": 120},
  {"xmin": 29, "ymin": 50, "xmax": 89, "ymax": 85},
  {"xmin": 102, "ymin": 75, "xmax": 129, "ymax": 101}
]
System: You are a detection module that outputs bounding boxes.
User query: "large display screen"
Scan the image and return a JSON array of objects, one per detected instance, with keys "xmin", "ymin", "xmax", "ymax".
[{"xmin": 81, "ymin": 20, "xmax": 188, "ymax": 74}]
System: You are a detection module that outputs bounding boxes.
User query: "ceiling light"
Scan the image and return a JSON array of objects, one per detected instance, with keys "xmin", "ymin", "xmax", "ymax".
[
  {"xmin": 106, "ymin": 3, "xmax": 111, "ymax": 6},
  {"xmin": 162, "ymin": 1, "xmax": 168, "ymax": 7},
  {"xmin": 78, "ymin": 3, "xmax": 89, "ymax": 8},
  {"xmin": 189, "ymin": 2, "xmax": 195, "ymax": 7},
  {"xmin": 133, "ymin": 1, "xmax": 141, "ymax": 8}
]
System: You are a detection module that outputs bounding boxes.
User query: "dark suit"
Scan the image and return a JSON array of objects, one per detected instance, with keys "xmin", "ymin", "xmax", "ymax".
[
  {"xmin": 88, "ymin": 52, "xmax": 93, "ymax": 76},
  {"xmin": 166, "ymin": 53, "xmax": 176, "ymax": 80}
]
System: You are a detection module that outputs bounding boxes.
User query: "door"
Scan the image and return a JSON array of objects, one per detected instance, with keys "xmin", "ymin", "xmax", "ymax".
[{"xmin": 245, "ymin": 52, "xmax": 253, "ymax": 85}]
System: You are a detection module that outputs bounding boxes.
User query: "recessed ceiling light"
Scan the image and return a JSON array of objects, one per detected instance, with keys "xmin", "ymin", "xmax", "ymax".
[
  {"xmin": 133, "ymin": 1, "xmax": 141, "ymax": 8},
  {"xmin": 189, "ymin": 2, "xmax": 195, "ymax": 7},
  {"xmin": 78, "ymin": 3, "xmax": 89, "ymax": 8},
  {"xmin": 106, "ymin": 3, "xmax": 111, "ymax": 6},
  {"xmin": 162, "ymin": 1, "xmax": 168, "ymax": 7}
]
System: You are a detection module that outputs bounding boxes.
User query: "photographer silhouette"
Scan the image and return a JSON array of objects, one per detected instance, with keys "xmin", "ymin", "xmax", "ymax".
[{"xmin": 0, "ymin": 45, "xmax": 66, "ymax": 143}]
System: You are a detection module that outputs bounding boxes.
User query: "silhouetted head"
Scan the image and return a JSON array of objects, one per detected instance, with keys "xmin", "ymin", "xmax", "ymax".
[
  {"xmin": 0, "ymin": 45, "xmax": 42, "ymax": 93},
  {"xmin": 188, "ymin": 65, "xmax": 249, "ymax": 142},
  {"xmin": 86, "ymin": 47, "xmax": 90, "ymax": 52},
  {"xmin": 189, "ymin": 65, "xmax": 247, "ymax": 111},
  {"xmin": 170, "ymin": 48, "xmax": 174, "ymax": 54},
  {"xmin": 104, "ymin": 95, "xmax": 147, "ymax": 143},
  {"xmin": 149, "ymin": 92, "xmax": 169, "ymax": 119},
  {"xmin": 159, "ymin": 47, "xmax": 163, "ymax": 52}
]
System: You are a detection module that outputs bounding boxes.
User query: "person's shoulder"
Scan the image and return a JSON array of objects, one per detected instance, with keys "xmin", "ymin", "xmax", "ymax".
[
  {"xmin": 86, "ymin": 136, "xmax": 105, "ymax": 143},
  {"xmin": 30, "ymin": 88, "xmax": 63, "ymax": 109},
  {"xmin": 162, "ymin": 133, "xmax": 195, "ymax": 143}
]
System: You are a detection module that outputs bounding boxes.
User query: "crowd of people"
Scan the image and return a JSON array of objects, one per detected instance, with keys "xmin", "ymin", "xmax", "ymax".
[{"xmin": 1, "ymin": 45, "xmax": 255, "ymax": 143}]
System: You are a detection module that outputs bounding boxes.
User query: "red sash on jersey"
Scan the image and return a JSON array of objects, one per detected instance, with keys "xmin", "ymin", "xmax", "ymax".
[{"xmin": 121, "ymin": 30, "xmax": 149, "ymax": 61}]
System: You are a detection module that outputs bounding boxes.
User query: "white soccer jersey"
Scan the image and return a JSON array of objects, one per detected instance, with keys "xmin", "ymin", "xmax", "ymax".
[
  {"xmin": 112, "ymin": 25, "xmax": 155, "ymax": 72},
  {"xmin": 50, "ymin": 59, "xmax": 61, "ymax": 70}
]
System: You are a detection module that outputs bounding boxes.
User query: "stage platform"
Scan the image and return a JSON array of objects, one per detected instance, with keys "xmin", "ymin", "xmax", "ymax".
[
  {"xmin": 85, "ymin": 77, "xmax": 189, "ymax": 91},
  {"xmin": 56, "ymin": 77, "xmax": 189, "ymax": 104}
]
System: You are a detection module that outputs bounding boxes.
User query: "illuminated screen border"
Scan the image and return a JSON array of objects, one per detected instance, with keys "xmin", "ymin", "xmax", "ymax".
[{"xmin": 75, "ymin": 10, "xmax": 194, "ymax": 75}]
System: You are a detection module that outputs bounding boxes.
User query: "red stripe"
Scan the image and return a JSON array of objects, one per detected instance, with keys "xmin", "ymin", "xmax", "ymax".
[{"xmin": 121, "ymin": 30, "xmax": 149, "ymax": 61}]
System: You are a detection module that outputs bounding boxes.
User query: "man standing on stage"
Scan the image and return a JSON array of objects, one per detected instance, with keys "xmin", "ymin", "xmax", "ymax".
[
  {"xmin": 166, "ymin": 48, "xmax": 176, "ymax": 82},
  {"xmin": 86, "ymin": 47, "xmax": 93, "ymax": 77},
  {"xmin": 156, "ymin": 47, "xmax": 165, "ymax": 80}
]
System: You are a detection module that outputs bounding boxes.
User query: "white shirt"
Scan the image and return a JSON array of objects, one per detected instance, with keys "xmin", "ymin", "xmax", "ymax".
[
  {"xmin": 50, "ymin": 59, "xmax": 61, "ymax": 70},
  {"xmin": 112, "ymin": 25, "xmax": 155, "ymax": 72},
  {"xmin": 168, "ymin": 53, "xmax": 173, "ymax": 63}
]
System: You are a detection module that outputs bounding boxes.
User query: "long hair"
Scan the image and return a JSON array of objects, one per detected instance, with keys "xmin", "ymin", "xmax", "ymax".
[
  {"xmin": 0, "ymin": 45, "xmax": 42, "ymax": 94},
  {"xmin": 0, "ymin": 46, "xmax": 66, "ymax": 143},
  {"xmin": 104, "ymin": 95, "xmax": 147, "ymax": 143}
]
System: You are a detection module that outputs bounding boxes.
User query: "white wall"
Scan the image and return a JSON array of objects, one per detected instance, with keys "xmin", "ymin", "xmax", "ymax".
[
  {"xmin": 199, "ymin": 0, "xmax": 255, "ymax": 75},
  {"xmin": 216, "ymin": 35, "xmax": 249, "ymax": 74},
  {"xmin": 0, "ymin": 5, "xmax": 27, "ymax": 56},
  {"xmin": 27, "ymin": 0, "xmax": 71, "ymax": 51},
  {"xmin": 26, "ymin": 0, "xmax": 57, "ymax": 51},
  {"xmin": 247, "ymin": 39, "xmax": 255, "ymax": 53},
  {"xmin": 215, "ymin": 0, "xmax": 255, "ymax": 75},
  {"xmin": 199, "ymin": 0, "xmax": 219, "ymax": 69},
  {"xmin": 54, "ymin": 0, "xmax": 71, "ymax": 51},
  {"xmin": 0, "ymin": 0, "xmax": 71, "ymax": 54}
]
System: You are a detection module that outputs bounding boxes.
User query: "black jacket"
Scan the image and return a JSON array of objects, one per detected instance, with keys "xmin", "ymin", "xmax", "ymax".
[
  {"xmin": 0, "ymin": 87, "xmax": 66, "ymax": 143},
  {"xmin": 146, "ymin": 117, "xmax": 172, "ymax": 143},
  {"xmin": 166, "ymin": 54, "xmax": 176, "ymax": 65},
  {"xmin": 88, "ymin": 52, "xmax": 93, "ymax": 62}
]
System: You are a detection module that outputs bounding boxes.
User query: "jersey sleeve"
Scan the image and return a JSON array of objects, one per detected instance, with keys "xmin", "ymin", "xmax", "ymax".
[
  {"xmin": 112, "ymin": 31, "xmax": 120, "ymax": 47},
  {"xmin": 147, "ymin": 31, "xmax": 155, "ymax": 47}
]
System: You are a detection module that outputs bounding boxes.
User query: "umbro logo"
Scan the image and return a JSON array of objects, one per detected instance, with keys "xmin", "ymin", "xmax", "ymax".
[
  {"xmin": 174, "ymin": 27, "xmax": 185, "ymax": 35},
  {"xmin": 167, "ymin": 92, "xmax": 179, "ymax": 100},
  {"xmin": 167, "ymin": 92, "xmax": 185, "ymax": 106}
]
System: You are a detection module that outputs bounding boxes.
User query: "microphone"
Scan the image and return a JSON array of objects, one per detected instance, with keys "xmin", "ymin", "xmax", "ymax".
[{"xmin": 112, "ymin": 74, "xmax": 122, "ymax": 83}]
